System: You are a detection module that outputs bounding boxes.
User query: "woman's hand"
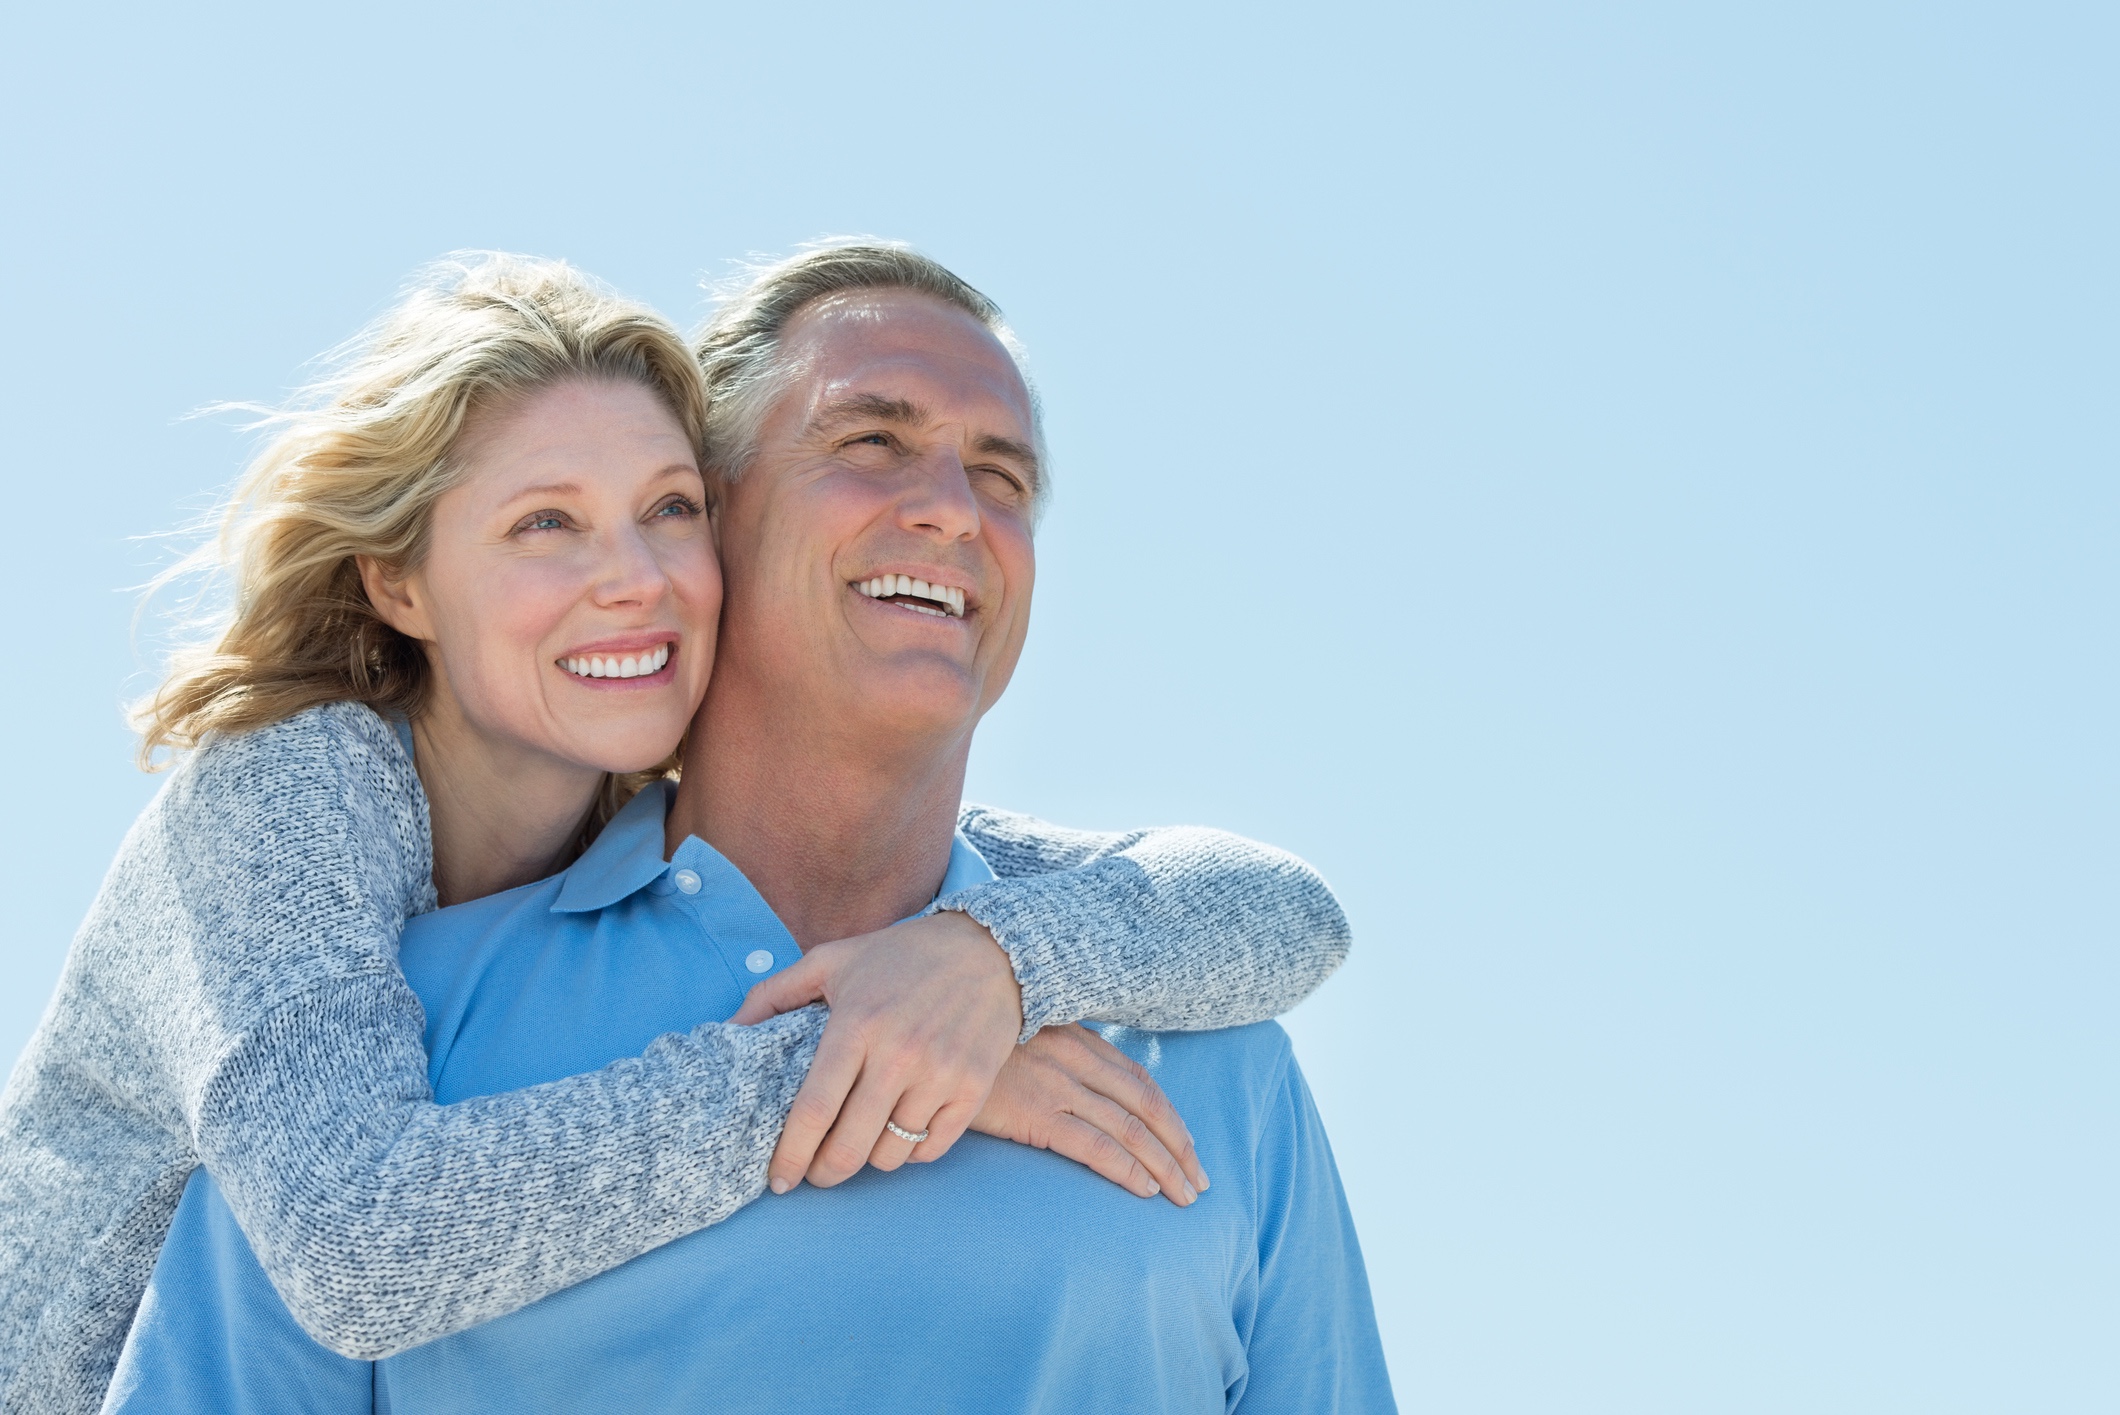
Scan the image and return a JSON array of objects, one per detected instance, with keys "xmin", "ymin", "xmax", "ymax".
[
  {"xmin": 972, "ymin": 1024, "xmax": 1210, "ymax": 1206},
  {"xmin": 730, "ymin": 910, "xmax": 1024, "ymax": 1194}
]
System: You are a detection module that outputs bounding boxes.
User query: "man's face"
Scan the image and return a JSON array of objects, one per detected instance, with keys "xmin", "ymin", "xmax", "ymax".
[{"xmin": 710, "ymin": 289, "xmax": 1040, "ymax": 748}]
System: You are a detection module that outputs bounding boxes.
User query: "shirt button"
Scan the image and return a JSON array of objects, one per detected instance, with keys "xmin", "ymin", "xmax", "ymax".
[
  {"xmin": 673, "ymin": 869, "xmax": 702, "ymax": 895},
  {"xmin": 745, "ymin": 949, "xmax": 776, "ymax": 974}
]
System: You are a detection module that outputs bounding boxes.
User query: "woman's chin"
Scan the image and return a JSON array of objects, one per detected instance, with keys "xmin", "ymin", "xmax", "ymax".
[{"xmin": 562, "ymin": 735, "xmax": 686, "ymax": 778}]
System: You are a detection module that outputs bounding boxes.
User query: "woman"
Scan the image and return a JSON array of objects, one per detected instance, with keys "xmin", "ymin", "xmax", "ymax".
[{"xmin": 0, "ymin": 254, "xmax": 1351, "ymax": 1413}]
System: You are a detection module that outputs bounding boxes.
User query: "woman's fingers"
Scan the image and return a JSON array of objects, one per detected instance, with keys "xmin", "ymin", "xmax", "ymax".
[
  {"xmin": 1054, "ymin": 1027, "xmax": 1210, "ymax": 1195},
  {"xmin": 1061, "ymin": 1084, "xmax": 1197, "ymax": 1206},
  {"xmin": 767, "ymin": 1022, "xmax": 865, "ymax": 1193},
  {"xmin": 1038, "ymin": 1112, "xmax": 1163, "ymax": 1198},
  {"xmin": 807, "ymin": 1068, "xmax": 913, "ymax": 1187},
  {"xmin": 758, "ymin": 914, "xmax": 1024, "ymax": 1190},
  {"xmin": 730, "ymin": 951, "xmax": 831, "ymax": 1025},
  {"xmin": 908, "ymin": 1097, "xmax": 978, "ymax": 1164},
  {"xmin": 862, "ymin": 1079, "xmax": 956, "ymax": 1173}
]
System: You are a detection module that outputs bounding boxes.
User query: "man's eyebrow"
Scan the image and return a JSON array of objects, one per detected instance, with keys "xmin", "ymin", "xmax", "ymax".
[
  {"xmin": 805, "ymin": 393, "xmax": 926, "ymax": 434},
  {"xmin": 973, "ymin": 433, "xmax": 1042, "ymax": 484},
  {"xmin": 809, "ymin": 394, "xmax": 1042, "ymax": 485}
]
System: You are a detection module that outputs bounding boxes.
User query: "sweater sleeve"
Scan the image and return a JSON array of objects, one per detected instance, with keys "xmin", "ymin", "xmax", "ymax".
[
  {"xmin": 194, "ymin": 984, "xmax": 823, "ymax": 1362},
  {"xmin": 148, "ymin": 704, "xmax": 825, "ymax": 1361},
  {"xmin": 942, "ymin": 806, "xmax": 1353, "ymax": 1040}
]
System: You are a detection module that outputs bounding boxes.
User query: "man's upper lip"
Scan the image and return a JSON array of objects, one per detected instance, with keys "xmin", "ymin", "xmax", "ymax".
[{"xmin": 557, "ymin": 632, "xmax": 678, "ymax": 657}]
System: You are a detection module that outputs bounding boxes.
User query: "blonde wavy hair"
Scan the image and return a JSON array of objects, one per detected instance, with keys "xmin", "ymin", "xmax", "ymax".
[{"xmin": 137, "ymin": 252, "xmax": 707, "ymax": 828}]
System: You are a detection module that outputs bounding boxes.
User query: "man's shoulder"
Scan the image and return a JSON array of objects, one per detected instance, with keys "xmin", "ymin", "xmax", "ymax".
[
  {"xmin": 1112, "ymin": 1018, "xmax": 1294, "ymax": 1070},
  {"xmin": 1101, "ymin": 1020, "xmax": 1299, "ymax": 1131},
  {"xmin": 396, "ymin": 871, "xmax": 569, "ymax": 978}
]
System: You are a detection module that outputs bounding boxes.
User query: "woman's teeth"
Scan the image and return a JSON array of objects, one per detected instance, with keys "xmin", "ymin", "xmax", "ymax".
[
  {"xmin": 856, "ymin": 574, "xmax": 966, "ymax": 617},
  {"xmin": 561, "ymin": 644, "xmax": 671, "ymax": 679}
]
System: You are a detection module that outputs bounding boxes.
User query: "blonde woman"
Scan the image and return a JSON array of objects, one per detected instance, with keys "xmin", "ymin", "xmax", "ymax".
[{"xmin": 0, "ymin": 255, "xmax": 1351, "ymax": 1415}]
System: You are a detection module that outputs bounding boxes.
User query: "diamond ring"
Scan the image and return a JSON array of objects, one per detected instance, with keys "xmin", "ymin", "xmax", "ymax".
[{"xmin": 883, "ymin": 1119, "xmax": 931, "ymax": 1144}]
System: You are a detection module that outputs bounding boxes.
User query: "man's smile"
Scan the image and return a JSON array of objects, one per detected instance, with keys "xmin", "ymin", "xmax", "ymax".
[{"xmin": 852, "ymin": 573, "xmax": 968, "ymax": 619}]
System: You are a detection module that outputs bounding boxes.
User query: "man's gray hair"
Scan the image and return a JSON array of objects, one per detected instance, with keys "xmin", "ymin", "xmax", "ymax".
[{"xmin": 694, "ymin": 239, "xmax": 1047, "ymax": 510}]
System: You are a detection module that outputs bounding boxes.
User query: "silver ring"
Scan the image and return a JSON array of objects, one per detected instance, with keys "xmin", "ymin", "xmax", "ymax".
[{"xmin": 883, "ymin": 1119, "xmax": 930, "ymax": 1145}]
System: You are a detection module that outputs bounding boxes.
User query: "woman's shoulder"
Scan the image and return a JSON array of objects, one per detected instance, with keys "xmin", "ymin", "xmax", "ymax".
[
  {"xmin": 166, "ymin": 702, "xmax": 417, "ymax": 815},
  {"xmin": 154, "ymin": 702, "xmax": 432, "ymax": 894},
  {"xmin": 186, "ymin": 700, "xmax": 410, "ymax": 781}
]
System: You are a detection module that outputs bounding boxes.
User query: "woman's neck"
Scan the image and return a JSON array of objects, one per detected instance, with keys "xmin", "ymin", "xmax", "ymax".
[{"xmin": 407, "ymin": 699, "xmax": 605, "ymax": 908}]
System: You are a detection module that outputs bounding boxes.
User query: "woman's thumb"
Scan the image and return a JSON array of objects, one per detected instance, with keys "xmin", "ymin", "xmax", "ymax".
[{"xmin": 730, "ymin": 954, "xmax": 827, "ymax": 1024}]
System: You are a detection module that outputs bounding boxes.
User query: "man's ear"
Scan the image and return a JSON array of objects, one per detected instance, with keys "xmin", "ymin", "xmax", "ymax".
[{"xmin": 356, "ymin": 555, "xmax": 433, "ymax": 642}]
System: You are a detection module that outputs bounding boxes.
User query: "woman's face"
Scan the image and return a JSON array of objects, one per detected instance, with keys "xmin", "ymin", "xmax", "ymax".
[{"xmin": 375, "ymin": 377, "xmax": 720, "ymax": 775}]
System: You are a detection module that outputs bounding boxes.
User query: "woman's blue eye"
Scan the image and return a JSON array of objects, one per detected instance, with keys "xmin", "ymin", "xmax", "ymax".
[
  {"xmin": 655, "ymin": 498, "xmax": 699, "ymax": 518},
  {"xmin": 529, "ymin": 515, "xmax": 565, "ymax": 531}
]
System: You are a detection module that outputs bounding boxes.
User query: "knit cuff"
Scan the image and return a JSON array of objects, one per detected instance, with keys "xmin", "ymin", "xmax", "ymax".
[{"xmin": 927, "ymin": 885, "xmax": 1088, "ymax": 1043}]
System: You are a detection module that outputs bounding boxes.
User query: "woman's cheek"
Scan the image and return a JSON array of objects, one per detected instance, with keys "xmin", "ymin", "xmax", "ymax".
[
  {"xmin": 477, "ymin": 569, "xmax": 576, "ymax": 698},
  {"xmin": 669, "ymin": 538, "xmax": 724, "ymax": 620}
]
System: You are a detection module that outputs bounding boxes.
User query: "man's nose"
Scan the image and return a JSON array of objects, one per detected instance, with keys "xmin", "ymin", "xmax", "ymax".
[{"xmin": 896, "ymin": 449, "xmax": 982, "ymax": 542}]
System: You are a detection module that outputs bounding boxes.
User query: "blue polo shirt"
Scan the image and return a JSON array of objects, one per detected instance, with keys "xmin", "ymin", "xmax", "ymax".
[{"xmin": 105, "ymin": 785, "xmax": 1395, "ymax": 1414}]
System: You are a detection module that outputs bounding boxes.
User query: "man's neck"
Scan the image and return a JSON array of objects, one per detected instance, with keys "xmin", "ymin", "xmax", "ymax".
[{"xmin": 665, "ymin": 679, "xmax": 971, "ymax": 950}]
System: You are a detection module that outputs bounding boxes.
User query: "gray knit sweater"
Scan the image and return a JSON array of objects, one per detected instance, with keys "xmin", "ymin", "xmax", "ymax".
[{"xmin": 0, "ymin": 703, "xmax": 1349, "ymax": 1415}]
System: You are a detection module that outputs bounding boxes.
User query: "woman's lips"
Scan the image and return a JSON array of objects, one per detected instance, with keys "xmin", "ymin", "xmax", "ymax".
[{"xmin": 558, "ymin": 642, "xmax": 673, "ymax": 681}]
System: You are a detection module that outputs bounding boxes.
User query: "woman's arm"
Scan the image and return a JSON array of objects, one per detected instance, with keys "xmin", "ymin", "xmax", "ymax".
[
  {"xmin": 83, "ymin": 711, "xmax": 1250, "ymax": 1371},
  {"xmin": 126, "ymin": 704, "xmax": 831, "ymax": 1363},
  {"xmin": 23, "ymin": 700, "xmax": 1347, "ymax": 1390},
  {"xmin": 735, "ymin": 805, "xmax": 1351, "ymax": 1199},
  {"xmin": 947, "ymin": 805, "xmax": 1353, "ymax": 1037},
  {"xmin": 197, "ymin": 981, "xmax": 825, "ymax": 1362}
]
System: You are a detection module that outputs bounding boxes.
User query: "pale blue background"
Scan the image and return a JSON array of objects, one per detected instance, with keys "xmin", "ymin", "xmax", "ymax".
[{"xmin": 2, "ymin": 3, "xmax": 2113, "ymax": 1410}]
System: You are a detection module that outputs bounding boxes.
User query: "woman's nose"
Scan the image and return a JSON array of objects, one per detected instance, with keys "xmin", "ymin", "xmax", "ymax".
[{"xmin": 588, "ymin": 526, "xmax": 669, "ymax": 607}]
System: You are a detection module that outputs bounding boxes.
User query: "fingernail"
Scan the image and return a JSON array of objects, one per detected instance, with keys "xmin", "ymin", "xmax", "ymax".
[
  {"xmin": 770, "ymin": 1177, "xmax": 791, "ymax": 1195},
  {"xmin": 1146, "ymin": 1182, "xmax": 1160, "ymax": 1196},
  {"xmin": 1183, "ymin": 1182, "xmax": 1198, "ymax": 1203},
  {"xmin": 1197, "ymin": 1174, "xmax": 1211, "ymax": 1191}
]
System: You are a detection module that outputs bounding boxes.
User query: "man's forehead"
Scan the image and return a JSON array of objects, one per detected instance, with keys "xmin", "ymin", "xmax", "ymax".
[{"xmin": 784, "ymin": 292, "xmax": 1033, "ymax": 424}]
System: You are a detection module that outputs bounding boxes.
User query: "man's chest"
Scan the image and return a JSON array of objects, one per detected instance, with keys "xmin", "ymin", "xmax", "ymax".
[
  {"xmin": 376, "ymin": 1121, "xmax": 1255, "ymax": 1415},
  {"xmin": 411, "ymin": 890, "xmax": 776, "ymax": 1100}
]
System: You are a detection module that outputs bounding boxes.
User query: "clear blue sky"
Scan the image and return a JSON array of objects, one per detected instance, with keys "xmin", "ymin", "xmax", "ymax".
[{"xmin": 3, "ymin": 3, "xmax": 2114, "ymax": 1409}]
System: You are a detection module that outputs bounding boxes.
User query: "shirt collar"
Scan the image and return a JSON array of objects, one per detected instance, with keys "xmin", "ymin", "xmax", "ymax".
[
  {"xmin": 551, "ymin": 780, "xmax": 682, "ymax": 914},
  {"xmin": 550, "ymin": 780, "xmax": 997, "ymax": 917},
  {"xmin": 934, "ymin": 829, "xmax": 996, "ymax": 898}
]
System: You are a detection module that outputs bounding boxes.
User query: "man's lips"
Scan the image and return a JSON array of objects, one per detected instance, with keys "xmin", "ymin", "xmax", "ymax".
[{"xmin": 852, "ymin": 573, "xmax": 968, "ymax": 618}]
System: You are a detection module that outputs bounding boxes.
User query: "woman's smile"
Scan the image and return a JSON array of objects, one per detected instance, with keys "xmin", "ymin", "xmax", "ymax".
[{"xmin": 558, "ymin": 637, "xmax": 679, "ymax": 684}]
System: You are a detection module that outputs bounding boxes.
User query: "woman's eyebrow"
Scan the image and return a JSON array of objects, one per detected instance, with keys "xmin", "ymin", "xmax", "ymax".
[
  {"xmin": 500, "ymin": 481, "xmax": 585, "ymax": 503},
  {"xmin": 496, "ymin": 465, "xmax": 701, "ymax": 505}
]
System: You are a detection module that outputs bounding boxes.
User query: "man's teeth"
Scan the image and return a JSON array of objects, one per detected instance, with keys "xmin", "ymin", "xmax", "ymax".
[
  {"xmin": 856, "ymin": 574, "xmax": 966, "ymax": 618},
  {"xmin": 561, "ymin": 644, "xmax": 671, "ymax": 679}
]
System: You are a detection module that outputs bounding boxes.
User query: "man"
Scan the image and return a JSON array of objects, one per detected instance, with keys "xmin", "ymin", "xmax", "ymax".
[{"xmin": 109, "ymin": 243, "xmax": 1395, "ymax": 1411}]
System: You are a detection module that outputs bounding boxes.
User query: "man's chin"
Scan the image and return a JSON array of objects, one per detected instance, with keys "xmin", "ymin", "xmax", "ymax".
[{"xmin": 830, "ymin": 659, "xmax": 989, "ymax": 738}]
